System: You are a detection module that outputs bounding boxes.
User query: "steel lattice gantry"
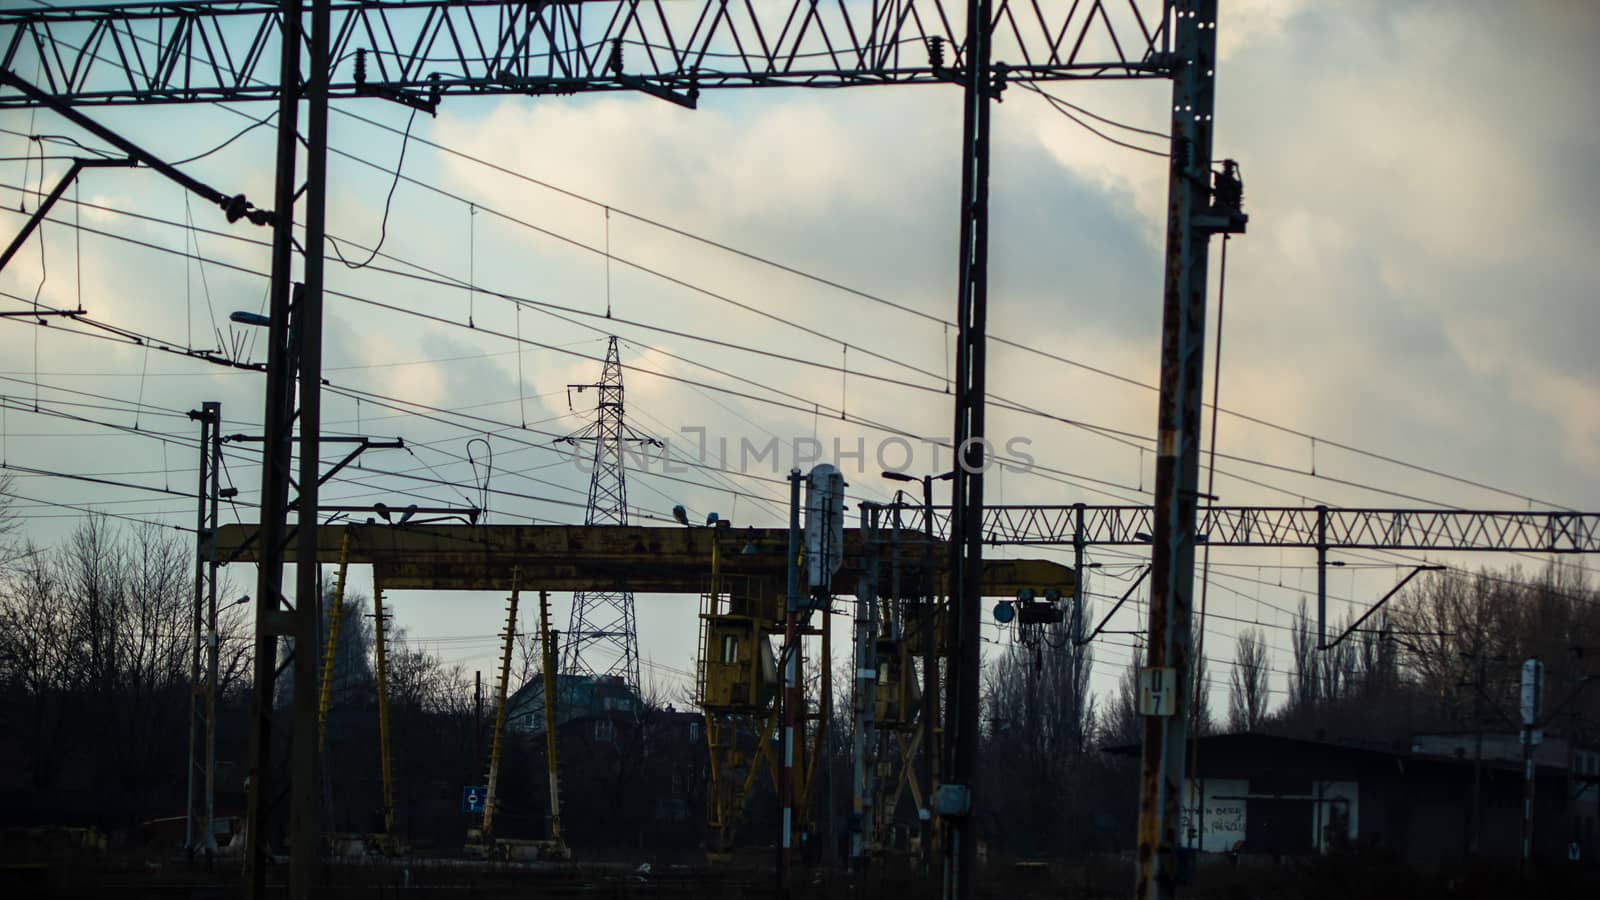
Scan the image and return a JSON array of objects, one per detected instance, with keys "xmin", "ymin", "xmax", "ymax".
[
  {"xmin": 0, "ymin": 0, "xmax": 1168, "ymax": 106},
  {"xmin": 0, "ymin": 3, "xmax": 1196, "ymax": 899},
  {"xmin": 892, "ymin": 505, "xmax": 1600, "ymax": 552}
]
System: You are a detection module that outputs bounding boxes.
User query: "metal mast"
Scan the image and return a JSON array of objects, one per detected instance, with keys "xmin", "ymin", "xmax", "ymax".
[{"xmin": 557, "ymin": 337, "xmax": 657, "ymax": 694}]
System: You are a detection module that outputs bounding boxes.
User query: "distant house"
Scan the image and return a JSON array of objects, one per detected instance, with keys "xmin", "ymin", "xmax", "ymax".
[
  {"xmin": 496, "ymin": 674, "xmax": 709, "ymax": 849},
  {"xmin": 504, "ymin": 674, "xmax": 643, "ymax": 738},
  {"xmin": 1104, "ymin": 732, "xmax": 1599, "ymax": 866}
]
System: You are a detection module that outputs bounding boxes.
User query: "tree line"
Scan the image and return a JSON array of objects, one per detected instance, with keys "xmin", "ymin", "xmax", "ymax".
[
  {"xmin": 2, "ymin": 479, "xmax": 1595, "ymax": 860},
  {"xmin": 973, "ymin": 563, "xmax": 1600, "ymax": 857}
]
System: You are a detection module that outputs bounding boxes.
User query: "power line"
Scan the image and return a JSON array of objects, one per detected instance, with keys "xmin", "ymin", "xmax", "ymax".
[
  {"xmin": 0, "ymin": 178, "xmax": 1557, "ymax": 514},
  {"xmin": 1015, "ymin": 81, "xmax": 1170, "ymax": 157},
  {"xmin": 0, "ymin": 486, "xmax": 194, "ymax": 533},
  {"xmin": 3, "ymin": 23, "xmax": 1565, "ymax": 517},
  {"xmin": 318, "ymin": 107, "xmax": 1567, "ymax": 509}
]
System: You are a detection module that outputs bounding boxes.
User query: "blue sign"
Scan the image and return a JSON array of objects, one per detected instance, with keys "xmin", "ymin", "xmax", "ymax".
[{"xmin": 462, "ymin": 785, "xmax": 488, "ymax": 814}]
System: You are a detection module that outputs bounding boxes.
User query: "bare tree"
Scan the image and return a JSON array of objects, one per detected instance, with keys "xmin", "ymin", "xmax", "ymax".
[
  {"xmin": 1227, "ymin": 627, "xmax": 1270, "ymax": 732},
  {"xmin": 1103, "ymin": 648, "xmax": 1145, "ymax": 748},
  {"xmin": 0, "ymin": 472, "xmax": 20, "ymax": 572},
  {"xmin": 1320, "ymin": 612, "xmax": 1359, "ymax": 703},
  {"xmin": 1290, "ymin": 597, "xmax": 1319, "ymax": 711},
  {"xmin": 1189, "ymin": 650, "xmax": 1213, "ymax": 737}
]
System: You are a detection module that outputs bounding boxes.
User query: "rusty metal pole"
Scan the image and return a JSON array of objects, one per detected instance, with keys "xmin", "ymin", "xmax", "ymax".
[{"xmin": 1134, "ymin": 2, "xmax": 1243, "ymax": 898}]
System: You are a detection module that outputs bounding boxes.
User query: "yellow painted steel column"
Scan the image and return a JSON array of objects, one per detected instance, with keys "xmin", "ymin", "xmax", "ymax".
[
  {"xmin": 539, "ymin": 589, "xmax": 563, "ymax": 845},
  {"xmin": 482, "ymin": 567, "xmax": 520, "ymax": 838},
  {"xmin": 373, "ymin": 576, "xmax": 394, "ymax": 835},
  {"xmin": 317, "ymin": 531, "xmax": 351, "ymax": 750}
]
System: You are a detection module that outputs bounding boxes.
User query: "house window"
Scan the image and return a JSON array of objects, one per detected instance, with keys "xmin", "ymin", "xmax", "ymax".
[
  {"xmin": 720, "ymin": 634, "xmax": 739, "ymax": 664},
  {"xmin": 594, "ymin": 719, "xmax": 615, "ymax": 743},
  {"xmin": 689, "ymin": 721, "xmax": 702, "ymax": 743}
]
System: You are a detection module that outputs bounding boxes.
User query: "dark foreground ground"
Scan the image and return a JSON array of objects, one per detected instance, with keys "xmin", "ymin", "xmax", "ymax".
[{"xmin": 2, "ymin": 840, "xmax": 1597, "ymax": 899}]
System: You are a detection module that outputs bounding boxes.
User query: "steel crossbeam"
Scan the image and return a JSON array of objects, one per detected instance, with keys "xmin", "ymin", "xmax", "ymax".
[{"xmin": 0, "ymin": 0, "xmax": 1169, "ymax": 108}]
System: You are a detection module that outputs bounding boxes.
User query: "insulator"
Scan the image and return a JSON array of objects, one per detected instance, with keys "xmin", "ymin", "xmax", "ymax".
[
  {"xmin": 1213, "ymin": 158, "xmax": 1244, "ymax": 212},
  {"xmin": 609, "ymin": 39, "xmax": 623, "ymax": 75},
  {"xmin": 354, "ymin": 48, "xmax": 367, "ymax": 85},
  {"xmin": 927, "ymin": 37, "xmax": 945, "ymax": 69}
]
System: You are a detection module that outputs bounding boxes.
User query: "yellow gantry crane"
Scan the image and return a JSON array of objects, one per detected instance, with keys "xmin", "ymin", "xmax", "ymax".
[
  {"xmin": 697, "ymin": 523, "xmax": 782, "ymax": 856},
  {"xmin": 469, "ymin": 570, "xmax": 568, "ymax": 860},
  {"xmin": 219, "ymin": 521, "xmax": 1076, "ymax": 862}
]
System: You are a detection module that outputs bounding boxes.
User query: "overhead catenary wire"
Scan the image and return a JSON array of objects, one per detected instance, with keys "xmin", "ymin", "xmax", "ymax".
[
  {"xmin": 303, "ymin": 103, "xmax": 1565, "ymax": 510},
  {"xmin": 0, "ymin": 200, "xmax": 1467, "ymax": 511},
  {"xmin": 0, "ymin": 54, "xmax": 1580, "ymax": 602},
  {"xmin": 0, "ymin": 160, "xmax": 1561, "ymax": 513},
  {"xmin": 327, "ymin": 108, "xmax": 416, "ymax": 270}
]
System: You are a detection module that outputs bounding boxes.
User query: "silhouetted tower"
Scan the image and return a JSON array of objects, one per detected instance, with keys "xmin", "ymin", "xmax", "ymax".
[{"xmin": 556, "ymin": 337, "xmax": 657, "ymax": 694}]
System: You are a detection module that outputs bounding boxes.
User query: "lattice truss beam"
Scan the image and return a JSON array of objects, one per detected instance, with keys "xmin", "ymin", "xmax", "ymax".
[
  {"xmin": 0, "ymin": 0, "xmax": 1171, "ymax": 108},
  {"xmin": 894, "ymin": 506, "xmax": 1600, "ymax": 552}
]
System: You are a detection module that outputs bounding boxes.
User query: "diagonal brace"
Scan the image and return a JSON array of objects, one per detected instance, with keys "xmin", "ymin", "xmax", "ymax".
[
  {"xmin": 1323, "ymin": 564, "xmax": 1444, "ymax": 650},
  {"xmin": 0, "ymin": 66, "xmax": 273, "ymax": 227},
  {"xmin": 1078, "ymin": 565, "xmax": 1152, "ymax": 646},
  {"xmin": 0, "ymin": 157, "xmax": 136, "ymax": 274}
]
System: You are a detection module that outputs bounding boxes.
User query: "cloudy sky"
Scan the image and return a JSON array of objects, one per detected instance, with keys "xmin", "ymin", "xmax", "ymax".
[{"xmin": 0, "ymin": 0, "xmax": 1595, "ymax": 712}]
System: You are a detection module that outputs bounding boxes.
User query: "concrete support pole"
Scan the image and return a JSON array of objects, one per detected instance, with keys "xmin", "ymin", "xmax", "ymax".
[
  {"xmin": 373, "ymin": 579, "xmax": 395, "ymax": 836},
  {"xmin": 185, "ymin": 402, "xmax": 218, "ymax": 852},
  {"xmin": 852, "ymin": 506, "xmax": 880, "ymax": 869},
  {"xmin": 203, "ymin": 405, "xmax": 220, "ymax": 853},
  {"xmin": 943, "ymin": 2, "xmax": 993, "ymax": 896},
  {"xmin": 290, "ymin": 4, "xmax": 332, "ymax": 888},
  {"xmin": 779, "ymin": 469, "xmax": 801, "ymax": 888},
  {"xmin": 243, "ymin": 2, "xmax": 304, "ymax": 893}
]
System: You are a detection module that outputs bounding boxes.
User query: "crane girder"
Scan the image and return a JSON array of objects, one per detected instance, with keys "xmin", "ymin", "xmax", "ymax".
[
  {"xmin": 213, "ymin": 521, "xmax": 1074, "ymax": 598},
  {"xmin": 0, "ymin": 0, "xmax": 1170, "ymax": 108}
]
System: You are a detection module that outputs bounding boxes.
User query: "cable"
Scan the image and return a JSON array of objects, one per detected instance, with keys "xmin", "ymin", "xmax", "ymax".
[
  {"xmin": 1016, "ymin": 82, "xmax": 1169, "ymax": 158},
  {"xmin": 2, "ymin": 179, "xmax": 1556, "ymax": 514},
  {"xmin": 0, "ymin": 213, "xmax": 1154, "ymax": 507},
  {"xmin": 0, "ymin": 179, "xmax": 1562, "ymax": 512},
  {"xmin": 1191, "ymin": 234, "xmax": 1230, "ymax": 811},
  {"xmin": 328, "ymin": 108, "xmax": 416, "ymax": 269},
  {"xmin": 0, "ymin": 124, "xmax": 1580, "ymax": 538},
  {"xmin": 8, "ymin": 23, "xmax": 1567, "ymax": 512},
  {"xmin": 168, "ymin": 109, "xmax": 278, "ymax": 166},
  {"xmin": 0, "ymin": 461, "xmax": 195, "ymax": 500},
  {"xmin": 0, "ymin": 486, "xmax": 194, "ymax": 533},
  {"xmin": 1020, "ymin": 83, "xmax": 1169, "ymax": 140}
]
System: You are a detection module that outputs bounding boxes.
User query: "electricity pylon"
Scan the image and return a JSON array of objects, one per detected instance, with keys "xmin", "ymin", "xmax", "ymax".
[{"xmin": 556, "ymin": 337, "xmax": 659, "ymax": 695}]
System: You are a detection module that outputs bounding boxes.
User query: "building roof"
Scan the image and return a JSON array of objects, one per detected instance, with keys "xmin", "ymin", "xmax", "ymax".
[{"xmin": 1101, "ymin": 731, "xmax": 1584, "ymax": 780}]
